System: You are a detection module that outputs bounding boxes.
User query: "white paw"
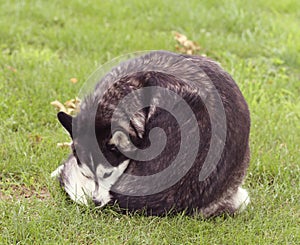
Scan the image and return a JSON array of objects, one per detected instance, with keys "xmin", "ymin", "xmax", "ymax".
[
  {"xmin": 233, "ymin": 187, "xmax": 250, "ymax": 212},
  {"xmin": 51, "ymin": 165, "xmax": 64, "ymax": 178}
]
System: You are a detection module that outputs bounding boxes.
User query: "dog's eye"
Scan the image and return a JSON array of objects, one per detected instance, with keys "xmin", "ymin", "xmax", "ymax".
[
  {"xmin": 106, "ymin": 143, "xmax": 124, "ymax": 159},
  {"xmin": 80, "ymin": 171, "xmax": 93, "ymax": 180},
  {"xmin": 108, "ymin": 144, "xmax": 123, "ymax": 156},
  {"xmin": 107, "ymin": 143, "xmax": 118, "ymax": 152}
]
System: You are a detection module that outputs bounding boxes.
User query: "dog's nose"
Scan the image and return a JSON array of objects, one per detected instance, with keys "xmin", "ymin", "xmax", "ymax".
[{"xmin": 93, "ymin": 198, "xmax": 102, "ymax": 207}]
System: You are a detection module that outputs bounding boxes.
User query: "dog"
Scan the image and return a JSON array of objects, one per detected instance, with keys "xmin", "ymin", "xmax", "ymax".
[{"xmin": 52, "ymin": 51, "xmax": 250, "ymax": 217}]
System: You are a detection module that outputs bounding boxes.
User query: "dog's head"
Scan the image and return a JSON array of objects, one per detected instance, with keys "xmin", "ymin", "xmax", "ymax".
[{"xmin": 55, "ymin": 104, "xmax": 138, "ymax": 206}]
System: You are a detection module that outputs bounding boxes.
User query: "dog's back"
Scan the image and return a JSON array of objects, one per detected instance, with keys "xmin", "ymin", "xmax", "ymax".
[{"xmin": 97, "ymin": 54, "xmax": 251, "ymax": 216}]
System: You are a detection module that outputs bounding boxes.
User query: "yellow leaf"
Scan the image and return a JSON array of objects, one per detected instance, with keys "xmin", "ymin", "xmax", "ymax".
[{"xmin": 70, "ymin": 78, "xmax": 78, "ymax": 84}]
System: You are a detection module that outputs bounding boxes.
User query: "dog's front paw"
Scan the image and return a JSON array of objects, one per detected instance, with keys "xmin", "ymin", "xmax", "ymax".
[{"xmin": 51, "ymin": 165, "xmax": 64, "ymax": 178}]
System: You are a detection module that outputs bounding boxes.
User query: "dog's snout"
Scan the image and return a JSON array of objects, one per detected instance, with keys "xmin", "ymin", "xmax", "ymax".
[
  {"xmin": 92, "ymin": 197, "xmax": 102, "ymax": 207},
  {"xmin": 93, "ymin": 198, "xmax": 102, "ymax": 207}
]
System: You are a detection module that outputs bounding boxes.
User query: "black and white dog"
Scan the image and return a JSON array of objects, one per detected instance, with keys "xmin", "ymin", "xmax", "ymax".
[{"xmin": 52, "ymin": 51, "xmax": 250, "ymax": 217}]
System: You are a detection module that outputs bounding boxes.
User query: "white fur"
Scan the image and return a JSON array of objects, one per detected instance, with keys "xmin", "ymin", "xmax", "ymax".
[
  {"xmin": 64, "ymin": 163, "xmax": 95, "ymax": 205},
  {"xmin": 232, "ymin": 187, "xmax": 250, "ymax": 212},
  {"xmin": 109, "ymin": 131, "xmax": 130, "ymax": 150},
  {"xmin": 51, "ymin": 158, "xmax": 95, "ymax": 205},
  {"xmin": 51, "ymin": 155, "xmax": 129, "ymax": 207},
  {"xmin": 51, "ymin": 165, "xmax": 64, "ymax": 178},
  {"xmin": 93, "ymin": 160, "xmax": 130, "ymax": 207}
]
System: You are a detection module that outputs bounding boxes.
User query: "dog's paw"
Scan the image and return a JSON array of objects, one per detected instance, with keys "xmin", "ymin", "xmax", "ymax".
[
  {"xmin": 233, "ymin": 187, "xmax": 250, "ymax": 212},
  {"xmin": 51, "ymin": 165, "xmax": 64, "ymax": 178}
]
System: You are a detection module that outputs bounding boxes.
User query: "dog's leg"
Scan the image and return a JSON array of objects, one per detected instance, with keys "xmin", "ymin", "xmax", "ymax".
[{"xmin": 201, "ymin": 186, "xmax": 250, "ymax": 217}]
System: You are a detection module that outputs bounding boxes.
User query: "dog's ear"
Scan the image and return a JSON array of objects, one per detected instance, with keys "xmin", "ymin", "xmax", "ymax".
[{"xmin": 57, "ymin": 111, "xmax": 73, "ymax": 137}]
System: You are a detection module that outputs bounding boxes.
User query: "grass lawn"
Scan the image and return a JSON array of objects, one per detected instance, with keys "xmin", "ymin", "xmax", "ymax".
[{"xmin": 0, "ymin": 0, "xmax": 299, "ymax": 244}]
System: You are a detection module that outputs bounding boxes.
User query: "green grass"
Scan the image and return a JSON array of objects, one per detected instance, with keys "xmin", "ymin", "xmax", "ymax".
[{"xmin": 0, "ymin": 0, "xmax": 299, "ymax": 244}]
